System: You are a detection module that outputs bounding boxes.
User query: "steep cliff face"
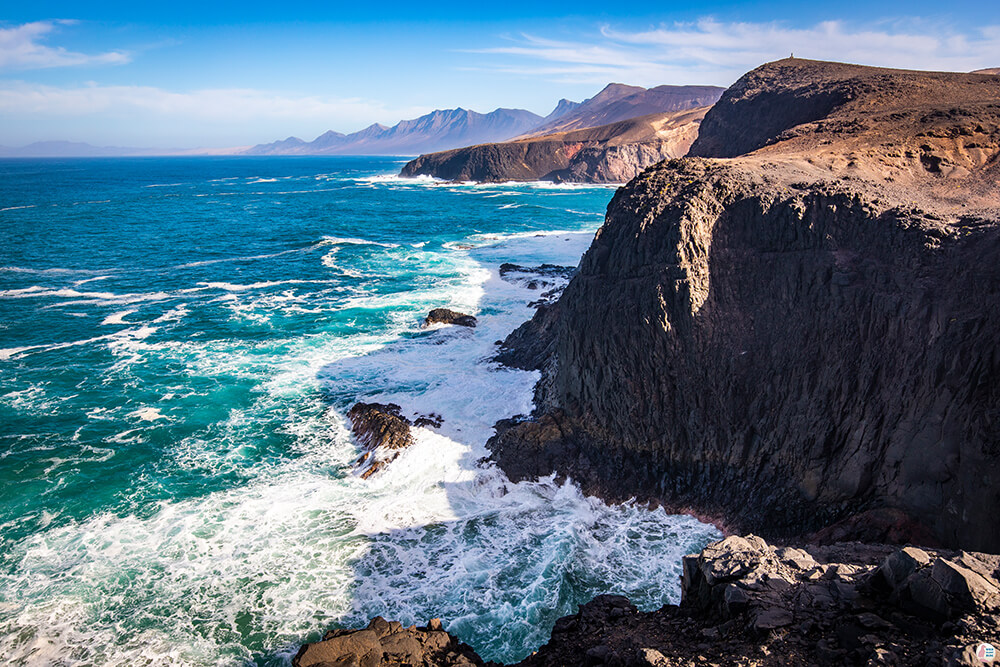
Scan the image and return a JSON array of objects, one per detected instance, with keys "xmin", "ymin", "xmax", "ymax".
[
  {"xmin": 489, "ymin": 59, "xmax": 1000, "ymax": 551},
  {"xmin": 400, "ymin": 108, "xmax": 707, "ymax": 183}
]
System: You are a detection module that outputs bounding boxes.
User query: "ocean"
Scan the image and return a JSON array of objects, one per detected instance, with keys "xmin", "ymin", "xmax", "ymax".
[{"xmin": 0, "ymin": 156, "xmax": 719, "ymax": 665}]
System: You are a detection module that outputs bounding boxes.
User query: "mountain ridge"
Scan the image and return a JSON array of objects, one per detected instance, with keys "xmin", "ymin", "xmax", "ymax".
[
  {"xmin": 400, "ymin": 82, "xmax": 725, "ymax": 182},
  {"xmin": 518, "ymin": 82, "xmax": 724, "ymax": 137},
  {"xmin": 243, "ymin": 107, "xmax": 544, "ymax": 156}
]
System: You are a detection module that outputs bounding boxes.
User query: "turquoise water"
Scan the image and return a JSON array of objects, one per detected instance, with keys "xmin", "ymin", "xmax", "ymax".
[{"xmin": 0, "ymin": 156, "xmax": 719, "ymax": 665}]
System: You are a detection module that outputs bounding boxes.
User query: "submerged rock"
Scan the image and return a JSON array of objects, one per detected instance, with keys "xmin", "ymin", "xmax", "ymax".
[{"xmin": 424, "ymin": 308, "xmax": 477, "ymax": 328}]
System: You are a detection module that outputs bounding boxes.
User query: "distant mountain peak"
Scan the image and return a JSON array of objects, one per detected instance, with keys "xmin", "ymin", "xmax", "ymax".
[{"xmin": 544, "ymin": 99, "xmax": 582, "ymax": 123}]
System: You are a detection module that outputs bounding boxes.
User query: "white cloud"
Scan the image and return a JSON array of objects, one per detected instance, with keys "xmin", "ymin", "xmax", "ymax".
[
  {"xmin": 469, "ymin": 19, "xmax": 1000, "ymax": 86},
  {"xmin": 0, "ymin": 80, "xmax": 434, "ymax": 146},
  {"xmin": 0, "ymin": 20, "xmax": 130, "ymax": 70},
  {"xmin": 0, "ymin": 81, "xmax": 427, "ymax": 121}
]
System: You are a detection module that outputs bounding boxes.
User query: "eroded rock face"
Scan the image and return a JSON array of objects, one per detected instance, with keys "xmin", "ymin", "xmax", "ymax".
[
  {"xmin": 493, "ymin": 263, "xmax": 576, "ymax": 396},
  {"xmin": 424, "ymin": 308, "xmax": 478, "ymax": 328},
  {"xmin": 488, "ymin": 58, "xmax": 1000, "ymax": 551},
  {"xmin": 293, "ymin": 616, "xmax": 484, "ymax": 667}
]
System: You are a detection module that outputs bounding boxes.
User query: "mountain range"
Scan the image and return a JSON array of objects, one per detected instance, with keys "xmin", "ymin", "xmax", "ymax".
[
  {"xmin": 1, "ymin": 82, "xmax": 725, "ymax": 158},
  {"xmin": 243, "ymin": 83, "xmax": 724, "ymax": 157},
  {"xmin": 243, "ymin": 107, "xmax": 546, "ymax": 156},
  {"xmin": 0, "ymin": 141, "xmax": 245, "ymax": 158}
]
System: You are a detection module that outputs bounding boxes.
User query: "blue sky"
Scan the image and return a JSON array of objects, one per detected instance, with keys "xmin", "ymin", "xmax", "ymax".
[{"xmin": 1, "ymin": 1, "xmax": 998, "ymax": 148}]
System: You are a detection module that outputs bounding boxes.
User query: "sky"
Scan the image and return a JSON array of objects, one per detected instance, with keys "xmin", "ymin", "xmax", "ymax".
[{"xmin": 1, "ymin": 0, "xmax": 998, "ymax": 148}]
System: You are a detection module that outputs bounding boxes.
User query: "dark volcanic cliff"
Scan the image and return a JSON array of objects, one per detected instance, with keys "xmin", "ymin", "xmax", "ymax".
[
  {"xmin": 400, "ymin": 108, "xmax": 708, "ymax": 183},
  {"xmin": 489, "ymin": 59, "xmax": 1000, "ymax": 552}
]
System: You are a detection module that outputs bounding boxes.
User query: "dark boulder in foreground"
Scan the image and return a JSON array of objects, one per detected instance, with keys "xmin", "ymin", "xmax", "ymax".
[
  {"xmin": 294, "ymin": 535, "xmax": 1000, "ymax": 666},
  {"xmin": 347, "ymin": 402, "xmax": 414, "ymax": 451},
  {"xmin": 424, "ymin": 308, "xmax": 478, "ymax": 328},
  {"xmin": 293, "ymin": 616, "xmax": 485, "ymax": 667}
]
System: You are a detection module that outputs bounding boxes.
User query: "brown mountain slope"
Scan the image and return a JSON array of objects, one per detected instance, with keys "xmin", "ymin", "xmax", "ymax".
[
  {"xmin": 490, "ymin": 58, "xmax": 1000, "ymax": 551},
  {"xmin": 400, "ymin": 107, "xmax": 709, "ymax": 183},
  {"xmin": 520, "ymin": 83, "xmax": 724, "ymax": 137}
]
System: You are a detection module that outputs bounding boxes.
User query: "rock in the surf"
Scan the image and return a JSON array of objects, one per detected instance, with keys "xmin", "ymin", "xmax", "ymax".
[
  {"xmin": 347, "ymin": 402, "xmax": 414, "ymax": 479},
  {"xmin": 424, "ymin": 308, "xmax": 477, "ymax": 328}
]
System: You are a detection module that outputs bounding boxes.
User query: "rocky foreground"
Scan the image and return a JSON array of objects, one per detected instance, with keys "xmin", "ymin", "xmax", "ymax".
[{"xmin": 294, "ymin": 535, "xmax": 1000, "ymax": 666}]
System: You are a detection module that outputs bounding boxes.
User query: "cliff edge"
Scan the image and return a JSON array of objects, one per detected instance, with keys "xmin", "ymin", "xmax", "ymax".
[{"xmin": 489, "ymin": 59, "xmax": 1000, "ymax": 551}]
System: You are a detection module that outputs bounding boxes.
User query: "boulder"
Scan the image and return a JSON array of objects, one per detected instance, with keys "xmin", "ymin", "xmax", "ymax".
[
  {"xmin": 346, "ymin": 402, "xmax": 414, "ymax": 478},
  {"xmin": 424, "ymin": 308, "xmax": 477, "ymax": 328},
  {"xmin": 346, "ymin": 402, "xmax": 413, "ymax": 451}
]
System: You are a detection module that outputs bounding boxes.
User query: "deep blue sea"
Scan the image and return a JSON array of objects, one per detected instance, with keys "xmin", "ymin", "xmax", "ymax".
[{"xmin": 0, "ymin": 156, "xmax": 718, "ymax": 666}]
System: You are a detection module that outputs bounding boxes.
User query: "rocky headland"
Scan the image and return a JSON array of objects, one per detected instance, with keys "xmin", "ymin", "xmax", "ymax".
[
  {"xmin": 302, "ymin": 59, "xmax": 1000, "ymax": 665},
  {"xmin": 489, "ymin": 58, "xmax": 1000, "ymax": 553},
  {"xmin": 400, "ymin": 108, "xmax": 710, "ymax": 184}
]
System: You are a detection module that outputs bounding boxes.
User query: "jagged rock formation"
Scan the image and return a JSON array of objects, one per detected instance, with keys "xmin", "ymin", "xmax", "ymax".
[
  {"xmin": 293, "ymin": 535, "xmax": 1000, "ymax": 666},
  {"xmin": 519, "ymin": 535, "xmax": 1000, "ymax": 666},
  {"xmin": 521, "ymin": 83, "xmax": 724, "ymax": 138},
  {"xmin": 346, "ymin": 402, "xmax": 445, "ymax": 477},
  {"xmin": 347, "ymin": 402, "xmax": 415, "ymax": 478},
  {"xmin": 244, "ymin": 107, "xmax": 544, "ymax": 156},
  {"xmin": 424, "ymin": 308, "xmax": 478, "ymax": 328},
  {"xmin": 400, "ymin": 108, "xmax": 709, "ymax": 183},
  {"xmin": 488, "ymin": 58, "xmax": 1000, "ymax": 551}
]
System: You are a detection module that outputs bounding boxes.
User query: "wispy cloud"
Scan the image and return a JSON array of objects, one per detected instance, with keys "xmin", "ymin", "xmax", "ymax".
[
  {"xmin": 0, "ymin": 20, "xmax": 129, "ymax": 70},
  {"xmin": 470, "ymin": 19, "xmax": 1000, "ymax": 86},
  {"xmin": 0, "ymin": 81, "xmax": 429, "ymax": 122},
  {"xmin": 0, "ymin": 80, "xmax": 434, "ymax": 145}
]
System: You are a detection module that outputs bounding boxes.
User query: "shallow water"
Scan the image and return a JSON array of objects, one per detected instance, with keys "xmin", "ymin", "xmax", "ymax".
[{"xmin": 0, "ymin": 156, "xmax": 720, "ymax": 665}]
